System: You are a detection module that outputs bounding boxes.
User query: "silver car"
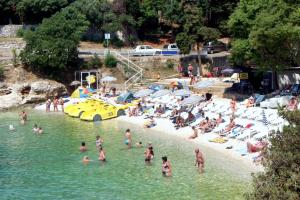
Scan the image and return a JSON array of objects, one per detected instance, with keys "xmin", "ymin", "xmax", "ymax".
[{"xmin": 132, "ymin": 45, "xmax": 162, "ymax": 56}]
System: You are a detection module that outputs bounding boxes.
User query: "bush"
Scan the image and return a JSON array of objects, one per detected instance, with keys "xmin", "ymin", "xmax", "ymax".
[
  {"xmin": 0, "ymin": 65, "xmax": 4, "ymax": 79},
  {"xmin": 166, "ymin": 59, "xmax": 174, "ymax": 69},
  {"xmin": 111, "ymin": 37, "xmax": 124, "ymax": 49},
  {"xmin": 16, "ymin": 29, "xmax": 26, "ymax": 37},
  {"xmin": 86, "ymin": 54, "xmax": 102, "ymax": 69},
  {"xmin": 104, "ymin": 53, "xmax": 117, "ymax": 68}
]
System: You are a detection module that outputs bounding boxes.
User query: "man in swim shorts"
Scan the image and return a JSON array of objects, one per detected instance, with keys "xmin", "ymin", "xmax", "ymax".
[
  {"xmin": 124, "ymin": 129, "xmax": 132, "ymax": 149},
  {"xmin": 195, "ymin": 148, "xmax": 205, "ymax": 173}
]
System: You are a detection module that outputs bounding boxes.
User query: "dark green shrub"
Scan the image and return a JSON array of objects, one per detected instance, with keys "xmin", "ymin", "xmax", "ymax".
[
  {"xmin": 104, "ymin": 53, "xmax": 117, "ymax": 68},
  {"xmin": 0, "ymin": 65, "xmax": 4, "ymax": 79},
  {"xmin": 166, "ymin": 59, "xmax": 174, "ymax": 69},
  {"xmin": 16, "ymin": 29, "xmax": 26, "ymax": 37},
  {"xmin": 111, "ymin": 37, "xmax": 124, "ymax": 48},
  {"xmin": 86, "ymin": 54, "xmax": 102, "ymax": 69}
]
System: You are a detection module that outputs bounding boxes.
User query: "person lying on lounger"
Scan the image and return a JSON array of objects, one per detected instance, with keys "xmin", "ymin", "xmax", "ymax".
[
  {"xmin": 185, "ymin": 112, "xmax": 195, "ymax": 124},
  {"xmin": 220, "ymin": 117, "xmax": 236, "ymax": 136},
  {"xmin": 246, "ymin": 96, "xmax": 255, "ymax": 108},
  {"xmin": 144, "ymin": 116, "xmax": 156, "ymax": 128},
  {"xmin": 175, "ymin": 115, "xmax": 185, "ymax": 128},
  {"xmin": 198, "ymin": 117, "xmax": 211, "ymax": 133},
  {"xmin": 286, "ymin": 96, "xmax": 298, "ymax": 111},
  {"xmin": 247, "ymin": 139, "xmax": 268, "ymax": 153}
]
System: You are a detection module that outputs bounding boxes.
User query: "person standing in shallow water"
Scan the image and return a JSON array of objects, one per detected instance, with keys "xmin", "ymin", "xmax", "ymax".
[
  {"xmin": 162, "ymin": 156, "xmax": 172, "ymax": 177},
  {"xmin": 98, "ymin": 146, "xmax": 106, "ymax": 161},
  {"xmin": 195, "ymin": 148, "xmax": 205, "ymax": 173},
  {"xmin": 80, "ymin": 142, "xmax": 87, "ymax": 152},
  {"xmin": 19, "ymin": 110, "xmax": 27, "ymax": 124},
  {"xmin": 124, "ymin": 129, "xmax": 132, "ymax": 149}
]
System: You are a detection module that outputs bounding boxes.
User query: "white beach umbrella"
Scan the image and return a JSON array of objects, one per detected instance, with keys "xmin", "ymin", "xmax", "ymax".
[
  {"xmin": 194, "ymin": 80, "xmax": 215, "ymax": 89},
  {"xmin": 151, "ymin": 89, "xmax": 171, "ymax": 98},
  {"xmin": 173, "ymin": 89, "xmax": 191, "ymax": 97},
  {"xmin": 180, "ymin": 95, "xmax": 203, "ymax": 106},
  {"xmin": 134, "ymin": 89, "xmax": 154, "ymax": 98},
  {"xmin": 101, "ymin": 76, "xmax": 117, "ymax": 82}
]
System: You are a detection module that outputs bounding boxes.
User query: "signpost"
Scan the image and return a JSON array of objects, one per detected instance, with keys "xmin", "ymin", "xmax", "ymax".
[{"xmin": 104, "ymin": 33, "xmax": 110, "ymax": 47}]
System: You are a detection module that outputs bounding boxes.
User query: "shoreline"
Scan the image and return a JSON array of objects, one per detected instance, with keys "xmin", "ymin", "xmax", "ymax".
[{"xmin": 116, "ymin": 115, "xmax": 264, "ymax": 173}]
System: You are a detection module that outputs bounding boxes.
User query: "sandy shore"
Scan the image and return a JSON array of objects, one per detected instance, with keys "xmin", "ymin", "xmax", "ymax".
[{"xmin": 117, "ymin": 115, "xmax": 264, "ymax": 172}]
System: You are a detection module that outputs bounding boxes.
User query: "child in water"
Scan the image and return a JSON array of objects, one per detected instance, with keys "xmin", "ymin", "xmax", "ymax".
[
  {"xmin": 80, "ymin": 142, "xmax": 87, "ymax": 152},
  {"xmin": 98, "ymin": 147, "xmax": 106, "ymax": 162}
]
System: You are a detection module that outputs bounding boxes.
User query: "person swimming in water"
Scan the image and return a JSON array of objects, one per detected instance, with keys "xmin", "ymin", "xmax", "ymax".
[
  {"xmin": 144, "ymin": 146, "xmax": 154, "ymax": 163},
  {"xmin": 80, "ymin": 142, "xmax": 87, "ymax": 152},
  {"xmin": 98, "ymin": 146, "xmax": 106, "ymax": 162},
  {"xmin": 33, "ymin": 124, "xmax": 38, "ymax": 133},
  {"xmin": 161, "ymin": 156, "xmax": 172, "ymax": 177},
  {"xmin": 124, "ymin": 129, "xmax": 132, "ymax": 149},
  {"xmin": 37, "ymin": 127, "xmax": 43, "ymax": 134},
  {"xmin": 136, "ymin": 141, "xmax": 143, "ymax": 148},
  {"xmin": 195, "ymin": 148, "xmax": 205, "ymax": 173},
  {"xmin": 82, "ymin": 156, "xmax": 90, "ymax": 164},
  {"xmin": 96, "ymin": 135, "xmax": 103, "ymax": 149}
]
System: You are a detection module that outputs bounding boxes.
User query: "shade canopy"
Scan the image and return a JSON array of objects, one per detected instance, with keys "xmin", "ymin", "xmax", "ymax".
[
  {"xmin": 173, "ymin": 89, "xmax": 191, "ymax": 97},
  {"xmin": 180, "ymin": 95, "xmax": 203, "ymax": 106},
  {"xmin": 134, "ymin": 89, "xmax": 154, "ymax": 98},
  {"xmin": 151, "ymin": 89, "xmax": 171, "ymax": 98},
  {"xmin": 101, "ymin": 76, "xmax": 117, "ymax": 82},
  {"xmin": 70, "ymin": 80, "xmax": 81, "ymax": 86},
  {"xmin": 194, "ymin": 80, "xmax": 215, "ymax": 89}
]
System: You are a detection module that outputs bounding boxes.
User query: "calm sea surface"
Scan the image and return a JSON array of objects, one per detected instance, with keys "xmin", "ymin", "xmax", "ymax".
[{"xmin": 0, "ymin": 111, "xmax": 252, "ymax": 200}]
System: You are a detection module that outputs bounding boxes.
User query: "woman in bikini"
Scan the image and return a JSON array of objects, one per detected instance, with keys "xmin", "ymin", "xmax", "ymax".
[{"xmin": 161, "ymin": 156, "xmax": 172, "ymax": 177}]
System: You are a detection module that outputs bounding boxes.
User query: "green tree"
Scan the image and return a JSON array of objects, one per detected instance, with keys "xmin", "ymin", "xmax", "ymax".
[
  {"xmin": 20, "ymin": 6, "xmax": 89, "ymax": 79},
  {"xmin": 175, "ymin": 32, "xmax": 193, "ymax": 54},
  {"xmin": 246, "ymin": 109, "xmax": 300, "ymax": 199},
  {"xmin": 228, "ymin": 0, "xmax": 300, "ymax": 68}
]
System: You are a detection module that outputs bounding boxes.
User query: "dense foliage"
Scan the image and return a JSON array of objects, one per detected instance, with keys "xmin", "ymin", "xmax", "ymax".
[
  {"xmin": 104, "ymin": 53, "xmax": 117, "ymax": 68},
  {"xmin": 247, "ymin": 109, "xmax": 300, "ymax": 199},
  {"xmin": 228, "ymin": 0, "xmax": 300, "ymax": 68},
  {"xmin": 20, "ymin": 7, "xmax": 89, "ymax": 78}
]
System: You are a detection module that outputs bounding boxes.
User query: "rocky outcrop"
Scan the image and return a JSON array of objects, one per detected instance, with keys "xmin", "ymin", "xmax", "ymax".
[{"xmin": 0, "ymin": 80, "xmax": 67, "ymax": 110}]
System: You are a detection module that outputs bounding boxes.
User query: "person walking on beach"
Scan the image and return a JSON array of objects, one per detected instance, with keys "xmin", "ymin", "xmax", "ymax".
[
  {"xmin": 53, "ymin": 97, "xmax": 59, "ymax": 112},
  {"xmin": 98, "ymin": 146, "xmax": 106, "ymax": 161},
  {"xmin": 188, "ymin": 126, "xmax": 198, "ymax": 139},
  {"xmin": 162, "ymin": 156, "xmax": 172, "ymax": 177},
  {"xmin": 59, "ymin": 98, "xmax": 64, "ymax": 112},
  {"xmin": 46, "ymin": 99, "xmax": 51, "ymax": 112},
  {"xmin": 124, "ymin": 129, "xmax": 132, "ymax": 149},
  {"xmin": 195, "ymin": 148, "xmax": 205, "ymax": 173}
]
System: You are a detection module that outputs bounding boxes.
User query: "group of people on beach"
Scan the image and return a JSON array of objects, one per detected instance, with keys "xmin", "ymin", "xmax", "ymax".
[
  {"xmin": 46, "ymin": 97, "xmax": 64, "ymax": 112},
  {"xmin": 80, "ymin": 128, "xmax": 205, "ymax": 176}
]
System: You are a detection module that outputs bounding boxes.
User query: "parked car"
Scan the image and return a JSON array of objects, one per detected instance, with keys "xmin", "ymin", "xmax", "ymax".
[
  {"xmin": 162, "ymin": 43, "xmax": 180, "ymax": 55},
  {"xmin": 132, "ymin": 45, "xmax": 162, "ymax": 56},
  {"xmin": 203, "ymin": 41, "xmax": 227, "ymax": 54}
]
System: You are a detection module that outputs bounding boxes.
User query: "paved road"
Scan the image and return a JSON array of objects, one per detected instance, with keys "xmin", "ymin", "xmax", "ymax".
[{"xmin": 78, "ymin": 48, "xmax": 229, "ymax": 58}]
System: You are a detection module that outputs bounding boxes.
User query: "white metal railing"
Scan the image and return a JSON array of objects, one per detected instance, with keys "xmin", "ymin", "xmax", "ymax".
[{"xmin": 110, "ymin": 51, "xmax": 143, "ymax": 90}]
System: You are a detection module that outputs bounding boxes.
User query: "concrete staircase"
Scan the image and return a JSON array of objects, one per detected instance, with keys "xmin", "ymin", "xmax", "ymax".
[{"xmin": 110, "ymin": 51, "xmax": 143, "ymax": 91}]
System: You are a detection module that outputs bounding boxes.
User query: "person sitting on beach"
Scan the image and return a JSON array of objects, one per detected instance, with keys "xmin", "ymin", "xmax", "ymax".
[
  {"xmin": 136, "ymin": 141, "xmax": 143, "ymax": 148},
  {"xmin": 98, "ymin": 146, "xmax": 106, "ymax": 161},
  {"xmin": 247, "ymin": 139, "xmax": 268, "ymax": 153},
  {"xmin": 185, "ymin": 112, "xmax": 195, "ymax": 124},
  {"xmin": 221, "ymin": 117, "xmax": 236, "ymax": 136},
  {"xmin": 19, "ymin": 110, "xmax": 27, "ymax": 124},
  {"xmin": 170, "ymin": 108, "xmax": 179, "ymax": 120},
  {"xmin": 155, "ymin": 105, "xmax": 165, "ymax": 117},
  {"xmin": 82, "ymin": 156, "xmax": 90, "ymax": 164},
  {"xmin": 188, "ymin": 126, "xmax": 198, "ymax": 139},
  {"xmin": 59, "ymin": 98, "xmax": 64, "ymax": 112},
  {"xmin": 161, "ymin": 156, "xmax": 172, "ymax": 177},
  {"xmin": 213, "ymin": 113, "xmax": 224, "ymax": 127},
  {"xmin": 230, "ymin": 97, "xmax": 237, "ymax": 113},
  {"xmin": 124, "ymin": 129, "xmax": 132, "ymax": 149},
  {"xmin": 33, "ymin": 124, "xmax": 39, "ymax": 133},
  {"xmin": 144, "ymin": 146, "xmax": 154, "ymax": 163},
  {"xmin": 144, "ymin": 116, "xmax": 156, "ymax": 128},
  {"xmin": 195, "ymin": 148, "xmax": 205, "ymax": 173},
  {"xmin": 53, "ymin": 97, "xmax": 59, "ymax": 112},
  {"xmin": 286, "ymin": 96, "xmax": 298, "ymax": 111},
  {"xmin": 96, "ymin": 135, "xmax": 103, "ymax": 149},
  {"xmin": 198, "ymin": 117, "xmax": 211, "ymax": 133},
  {"xmin": 246, "ymin": 96, "xmax": 255, "ymax": 108},
  {"xmin": 175, "ymin": 115, "xmax": 185, "ymax": 128},
  {"xmin": 46, "ymin": 99, "xmax": 51, "ymax": 112},
  {"xmin": 80, "ymin": 142, "xmax": 87, "ymax": 152}
]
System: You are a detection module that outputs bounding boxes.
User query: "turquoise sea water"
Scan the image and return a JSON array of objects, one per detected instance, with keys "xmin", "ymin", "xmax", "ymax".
[{"xmin": 0, "ymin": 111, "xmax": 252, "ymax": 200}]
